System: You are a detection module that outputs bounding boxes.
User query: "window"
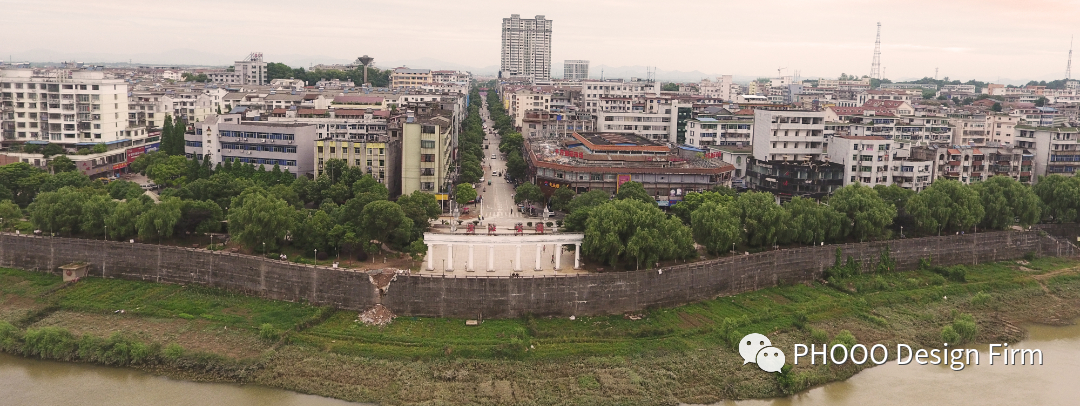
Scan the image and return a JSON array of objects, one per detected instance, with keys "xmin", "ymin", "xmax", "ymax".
[
  {"xmin": 421, "ymin": 140, "xmax": 436, "ymax": 148},
  {"xmin": 420, "ymin": 154, "xmax": 435, "ymax": 162}
]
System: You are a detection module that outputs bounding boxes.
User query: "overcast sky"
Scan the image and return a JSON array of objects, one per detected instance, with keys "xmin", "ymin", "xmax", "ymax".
[{"xmin": 2, "ymin": 0, "xmax": 1077, "ymax": 82}]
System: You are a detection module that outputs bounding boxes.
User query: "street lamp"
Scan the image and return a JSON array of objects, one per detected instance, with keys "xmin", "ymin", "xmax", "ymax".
[{"xmin": 314, "ymin": 249, "xmax": 318, "ymax": 266}]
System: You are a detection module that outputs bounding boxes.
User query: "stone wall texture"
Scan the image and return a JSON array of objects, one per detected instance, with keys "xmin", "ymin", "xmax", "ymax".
[{"xmin": 2, "ymin": 225, "xmax": 1076, "ymax": 319}]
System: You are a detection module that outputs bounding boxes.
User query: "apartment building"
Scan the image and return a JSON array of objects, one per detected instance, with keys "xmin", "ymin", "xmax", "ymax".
[
  {"xmin": 501, "ymin": 14, "xmax": 552, "ymax": 79},
  {"xmin": 390, "ymin": 68, "xmax": 433, "ymax": 90},
  {"xmin": 1, "ymin": 69, "xmax": 137, "ymax": 146},
  {"xmin": 1017, "ymin": 125, "xmax": 1080, "ymax": 178},
  {"xmin": 912, "ymin": 145, "xmax": 1033, "ymax": 185},
  {"xmin": 594, "ymin": 110, "xmax": 673, "ymax": 142},
  {"xmin": 684, "ymin": 117, "xmax": 752, "ymax": 147},
  {"xmin": 399, "ymin": 112, "xmax": 455, "ymax": 195},
  {"xmin": 746, "ymin": 110, "xmax": 844, "ymax": 199},
  {"xmin": 313, "ymin": 138, "xmax": 401, "ymax": 195},
  {"xmin": 829, "ymin": 136, "xmax": 896, "ymax": 187},
  {"xmin": 520, "ymin": 111, "xmax": 593, "ymax": 140},
  {"xmin": 699, "ymin": 75, "xmax": 739, "ymax": 101},
  {"xmin": 187, "ymin": 114, "xmax": 316, "ymax": 177},
  {"xmin": 563, "ymin": 60, "xmax": 589, "ymax": 81},
  {"xmin": 207, "ymin": 53, "xmax": 267, "ymax": 86},
  {"xmin": 580, "ymin": 79, "xmax": 659, "ymax": 113}
]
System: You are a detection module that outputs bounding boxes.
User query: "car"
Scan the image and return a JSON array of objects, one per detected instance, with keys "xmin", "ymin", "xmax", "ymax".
[
  {"xmin": 492, "ymin": 170, "xmax": 498, "ymax": 176},
  {"xmin": 491, "ymin": 154, "xmax": 497, "ymax": 159}
]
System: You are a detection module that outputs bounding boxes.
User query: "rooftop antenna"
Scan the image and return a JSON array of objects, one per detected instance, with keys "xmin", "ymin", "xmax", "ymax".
[
  {"xmin": 935, "ymin": 67, "xmax": 939, "ymax": 80},
  {"xmin": 871, "ymin": 22, "xmax": 882, "ymax": 80},
  {"xmin": 1067, "ymin": 35, "xmax": 1074, "ymax": 80},
  {"xmin": 777, "ymin": 67, "xmax": 786, "ymax": 78}
]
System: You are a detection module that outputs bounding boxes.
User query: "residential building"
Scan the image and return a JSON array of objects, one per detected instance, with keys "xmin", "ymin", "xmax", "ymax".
[
  {"xmin": 314, "ymin": 138, "xmax": 401, "ymax": 195},
  {"xmin": 1018, "ymin": 125, "xmax": 1080, "ymax": 178},
  {"xmin": 829, "ymin": 136, "xmax": 897, "ymax": 187},
  {"xmin": 563, "ymin": 60, "xmax": 589, "ymax": 80},
  {"xmin": 501, "ymin": 14, "xmax": 552, "ymax": 79},
  {"xmin": 390, "ymin": 68, "xmax": 433, "ymax": 90},
  {"xmin": 207, "ymin": 53, "xmax": 267, "ymax": 86},
  {"xmin": 1, "ymin": 68, "xmax": 139, "ymax": 146},
  {"xmin": 398, "ymin": 111, "xmax": 455, "ymax": 195},
  {"xmin": 685, "ymin": 117, "xmax": 753, "ymax": 147},
  {"xmin": 746, "ymin": 110, "xmax": 844, "ymax": 199},
  {"xmin": 187, "ymin": 114, "xmax": 317, "ymax": 177}
]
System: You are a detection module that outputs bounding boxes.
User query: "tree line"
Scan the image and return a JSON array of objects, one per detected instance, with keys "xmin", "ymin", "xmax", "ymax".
[
  {"xmin": 266, "ymin": 62, "xmax": 391, "ymax": 88},
  {"xmin": 556, "ymin": 174, "xmax": 1062, "ymax": 270}
]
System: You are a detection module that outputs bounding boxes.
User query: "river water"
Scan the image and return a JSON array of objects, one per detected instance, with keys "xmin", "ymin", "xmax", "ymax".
[{"xmin": 2, "ymin": 322, "xmax": 1078, "ymax": 406}]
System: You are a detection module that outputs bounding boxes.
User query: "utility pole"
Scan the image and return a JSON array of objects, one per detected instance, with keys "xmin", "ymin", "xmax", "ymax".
[
  {"xmin": 1067, "ymin": 36, "xmax": 1074, "ymax": 80},
  {"xmin": 871, "ymin": 22, "xmax": 882, "ymax": 80}
]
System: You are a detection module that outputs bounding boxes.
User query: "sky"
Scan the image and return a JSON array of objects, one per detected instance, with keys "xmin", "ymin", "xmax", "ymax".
[{"xmin": 1, "ymin": 0, "xmax": 1078, "ymax": 83}]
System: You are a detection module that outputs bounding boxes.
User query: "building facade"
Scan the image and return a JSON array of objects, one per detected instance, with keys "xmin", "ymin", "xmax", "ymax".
[
  {"xmin": 563, "ymin": 60, "xmax": 589, "ymax": 81},
  {"xmin": 1, "ymin": 69, "xmax": 136, "ymax": 146},
  {"xmin": 500, "ymin": 14, "xmax": 552, "ymax": 79}
]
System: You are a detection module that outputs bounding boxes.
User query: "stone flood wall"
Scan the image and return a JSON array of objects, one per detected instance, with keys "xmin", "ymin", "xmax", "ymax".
[{"xmin": 0, "ymin": 227, "xmax": 1075, "ymax": 319}]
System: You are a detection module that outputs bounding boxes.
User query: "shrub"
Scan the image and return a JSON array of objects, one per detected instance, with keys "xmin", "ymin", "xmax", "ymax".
[
  {"xmin": 163, "ymin": 343, "xmax": 185, "ymax": 360},
  {"xmin": 970, "ymin": 291, "xmax": 993, "ymax": 307},
  {"xmin": 930, "ymin": 265, "xmax": 966, "ymax": 282},
  {"xmin": 941, "ymin": 325, "xmax": 960, "ymax": 344},
  {"xmin": 918, "ymin": 256, "xmax": 933, "ymax": 270},
  {"xmin": 0, "ymin": 321, "xmax": 22, "ymax": 352},
  {"xmin": 928, "ymin": 274, "xmax": 947, "ymax": 285},
  {"xmin": 546, "ymin": 221, "xmax": 553, "ymax": 227},
  {"xmin": 952, "ymin": 313, "xmax": 978, "ymax": 343},
  {"xmin": 793, "ymin": 311, "xmax": 808, "ymax": 330},
  {"xmin": 876, "ymin": 246, "xmax": 896, "ymax": 274},
  {"xmin": 577, "ymin": 374, "xmax": 601, "ymax": 390},
  {"xmin": 22, "ymin": 327, "xmax": 77, "ymax": 361},
  {"xmin": 829, "ymin": 330, "xmax": 857, "ymax": 350},
  {"xmin": 1024, "ymin": 251, "xmax": 1037, "ymax": 262},
  {"xmin": 259, "ymin": 323, "xmax": 280, "ymax": 342},
  {"xmin": 810, "ymin": 328, "xmax": 828, "ymax": 344},
  {"xmin": 527, "ymin": 222, "xmax": 533, "ymax": 227}
]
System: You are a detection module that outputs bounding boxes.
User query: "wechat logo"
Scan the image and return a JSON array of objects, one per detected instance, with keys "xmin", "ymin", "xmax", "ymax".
[{"xmin": 739, "ymin": 333, "xmax": 786, "ymax": 372}]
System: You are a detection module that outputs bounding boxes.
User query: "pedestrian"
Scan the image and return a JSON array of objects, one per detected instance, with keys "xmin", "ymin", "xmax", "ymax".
[{"xmin": 551, "ymin": 255, "xmax": 555, "ymax": 265}]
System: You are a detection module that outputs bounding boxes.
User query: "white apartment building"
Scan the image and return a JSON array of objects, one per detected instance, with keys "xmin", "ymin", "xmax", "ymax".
[
  {"xmin": 187, "ymin": 114, "xmax": 316, "ymax": 177},
  {"xmin": 685, "ymin": 117, "xmax": 752, "ymax": 147},
  {"xmin": 501, "ymin": 14, "xmax": 552, "ymax": 79},
  {"xmin": 580, "ymin": 80, "xmax": 659, "ymax": 113},
  {"xmin": 208, "ymin": 53, "xmax": 267, "ymax": 86},
  {"xmin": 698, "ymin": 75, "xmax": 739, "ymax": 101},
  {"xmin": 563, "ymin": 60, "xmax": 589, "ymax": 81},
  {"xmin": 595, "ymin": 110, "xmax": 672, "ymax": 142},
  {"xmin": 751, "ymin": 110, "xmax": 827, "ymax": 162},
  {"xmin": 1, "ymin": 69, "xmax": 137, "ymax": 145}
]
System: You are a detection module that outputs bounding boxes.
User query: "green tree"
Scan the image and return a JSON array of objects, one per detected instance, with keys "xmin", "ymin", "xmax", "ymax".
[
  {"xmin": 296, "ymin": 210, "xmax": 336, "ymax": 254},
  {"xmin": 906, "ymin": 179, "xmax": 984, "ymax": 235},
  {"xmin": 47, "ymin": 156, "xmax": 77, "ymax": 174},
  {"xmin": 360, "ymin": 200, "xmax": 409, "ymax": 249},
  {"xmin": 991, "ymin": 102, "xmax": 1002, "ymax": 112},
  {"xmin": 40, "ymin": 171, "xmax": 92, "ymax": 193},
  {"xmin": 41, "ymin": 143, "xmax": 65, "ymax": 157},
  {"xmin": 828, "ymin": 183, "xmax": 897, "ymax": 241},
  {"xmin": 106, "ymin": 199, "xmax": 147, "ymax": 240},
  {"xmin": 80, "ymin": 194, "xmax": 117, "ymax": 238},
  {"xmin": 28, "ymin": 187, "xmax": 91, "ymax": 235},
  {"xmin": 735, "ymin": 191, "xmax": 788, "ymax": 247},
  {"xmin": 563, "ymin": 190, "xmax": 610, "ymax": 231},
  {"xmin": 146, "ymin": 155, "xmax": 190, "ymax": 187},
  {"xmin": 973, "ymin": 176, "xmax": 1040, "ymax": 229},
  {"xmin": 514, "ymin": 183, "xmax": 544, "ymax": 206},
  {"xmin": 0, "ymin": 163, "xmax": 48, "ymax": 207},
  {"xmin": 582, "ymin": 199, "xmax": 693, "ymax": 269},
  {"xmin": 1034, "ymin": 97, "xmax": 1048, "ymax": 107},
  {"xmin": 1033, "ymin": 175, "xmax": 1080, "ymax": 222},
  {"xmin": 873, "ymin": 184, "xmax": 915, "ymax": 214},
  {"xmin": 661, "ymin": 83, "xmax": 680, "ymax": 91},
  {"xmin": 672, "ymin": 191, "xmax": 735, "ymax": 224},
  {"xmin": 136, "ymin": 198, "xmax": 183, "ymax": 241},
  {"xmin": 352, "ymin": 175, "xmax": 389, "ymax": 208},
  {"xmin": 178, "ymin": 200, "xmax": 223, "ymax": 234},
  {"xmin": 615, "ymin": 181, "xmax": 653, "ymax": 205},
  {"xmin": 227, "ymin": 187, "xmax": 297, "ymax": 251},
  {"xmin": 0, "ymin": 200, "xmax": 23, "ymax": 230},
  {"xmin": 397, "ymin": 190, "xmax": 440, "ymax": 232},
  {"xmin": 455, "ymin": 183, "xmax": 477, "ymax": 206},
  {"xmin": 107, "ymin": 180, "xmax": 145, "ymax": 200},
  {"xmin": 549, "ymin": 187, "xmax": 575, "ymax": 212},
  {"xmin": 691, "ymin": 202, "xmax": 743, "ymax": 255},
  {"xmin": 499, "ymin": 132, "xmax": 524, "ymax": 154},
  {"xmin": 783, "ymin": 196, "xmax": 844, "ymax": 245},
  {"xmin": 505, "ymin": 153, "xmax": 527, "ymax": 180}
]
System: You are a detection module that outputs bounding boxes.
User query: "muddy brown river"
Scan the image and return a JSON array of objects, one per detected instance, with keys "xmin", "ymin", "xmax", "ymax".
[{"xmin": 2, "ymin": 321, "xmax": 1078, "ymax": 405}]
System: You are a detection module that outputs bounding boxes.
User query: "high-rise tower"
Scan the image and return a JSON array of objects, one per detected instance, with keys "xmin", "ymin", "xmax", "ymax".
[
  {"xmin": 500, "ymin": 14, "xmax": 552, "ymax": 79},
  {"xmin": 1067, "ymin": 36, "xmax": 1074, "ymax": 80},
  {"xmin": 871, "ymin": 22, "xmax": 882, "ymax": 80}
]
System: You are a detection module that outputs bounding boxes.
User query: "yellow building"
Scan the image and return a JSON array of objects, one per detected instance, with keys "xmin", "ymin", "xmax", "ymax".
[
  {"xmin": 390, "ymin": 68, "xmax": 432, "ymax": 90},
  {"xmin": 314, "ymin": 139, "xmax": 401, "ymax": 194}
]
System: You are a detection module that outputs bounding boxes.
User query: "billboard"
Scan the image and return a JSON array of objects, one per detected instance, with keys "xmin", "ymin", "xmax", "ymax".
[
  {"xmin": 616, "ymin": 174, "xmax": 632, "ymax": 191},
  {"xmin": 144, "ymin": 142, "xmax": 160, "ymax": 153},
  {"xmin": 126, "ymin": 146, "xmax": 146, "ymax": 164}
]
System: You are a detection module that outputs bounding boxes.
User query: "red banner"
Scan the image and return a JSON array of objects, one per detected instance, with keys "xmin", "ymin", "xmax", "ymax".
[{"xmin": 126, "ymin": 146, "xmax": 146, "ymax": 164}]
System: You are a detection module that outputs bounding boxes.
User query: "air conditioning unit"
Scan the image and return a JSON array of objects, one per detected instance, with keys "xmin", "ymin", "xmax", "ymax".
[
  {"xmin": 260, "ymin": 139, "xmax": 266, "ymax": 143},
  {"xmin": 288, "ymin": 140, "xmax": 293, "ymax": 144}
]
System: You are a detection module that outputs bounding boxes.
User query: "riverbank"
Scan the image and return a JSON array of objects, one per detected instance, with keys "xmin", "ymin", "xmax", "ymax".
[{"xmin": 2, "ymin": 256, "xmax": 1080, "ymax": 405}]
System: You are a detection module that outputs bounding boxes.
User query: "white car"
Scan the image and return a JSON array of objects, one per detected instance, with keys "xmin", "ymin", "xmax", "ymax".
[
  {"xmin": 491, "ymin": 154, "xmax": 497, "ymax": 159},
  {"xmin": 492, "ymin": 170, "xmax": 498, "ymax": 176}
]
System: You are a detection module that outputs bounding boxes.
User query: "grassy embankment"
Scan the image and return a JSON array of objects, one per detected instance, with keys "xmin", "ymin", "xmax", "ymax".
[{"xmin": 2, "ymin": 255, "xmax": 1080, "ymax": 405}]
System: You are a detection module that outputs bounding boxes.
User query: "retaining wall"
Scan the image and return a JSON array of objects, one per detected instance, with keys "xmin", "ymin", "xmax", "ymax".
[{"xmin": 1, "ymin": 227, "xmax": 1076, "ymax": 319}]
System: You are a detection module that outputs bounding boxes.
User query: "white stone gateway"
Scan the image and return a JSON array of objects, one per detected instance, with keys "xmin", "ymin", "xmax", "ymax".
[{"xmin": 422, "ymin": 233, "xmax": 584, "ymax": 272}]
